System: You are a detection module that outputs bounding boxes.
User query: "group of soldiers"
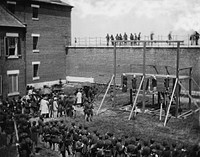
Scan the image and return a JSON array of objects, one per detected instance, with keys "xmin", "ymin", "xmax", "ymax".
[
  {"xmin": 105, "ymin": 32, "xmax": 175, "ymax": 47},
  {"xmin": 1, "ymin": 102, "xmax": 200, "ymax": 157},
  {"xmin": 189, "ymin": 31, "xmax": 200, "ymax": 45},
  {"xmin": 106, "ymin": 32, "xmax": 142, "ymax": 46},
  {"xmin": 21, "ymin": 118, "xmax": 200, "ymax": 157}
]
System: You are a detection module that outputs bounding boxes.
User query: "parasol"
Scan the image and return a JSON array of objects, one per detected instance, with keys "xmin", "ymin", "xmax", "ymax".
[{"xmin": 40, "ymin": 87, "xmax": 52, "ymax": 95}]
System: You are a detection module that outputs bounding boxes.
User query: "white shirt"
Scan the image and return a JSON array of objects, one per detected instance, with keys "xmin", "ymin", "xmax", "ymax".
[
  {"xmin": 76, "ymin": 92, "xmax": 82, "ymax": 104},
  {"xmin": 53, "ymin": 100, "xmax": 58, "ymax": 111},
  {"xmin": 40, "ymin": 99, "xmax": 49, "ymax": 114}
]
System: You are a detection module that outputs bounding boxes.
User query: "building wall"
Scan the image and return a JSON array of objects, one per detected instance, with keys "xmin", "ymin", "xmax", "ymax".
[
  {"xmin": 0, "ymin": 27, "xmax": 26, "ymax": 99},
  {"xmin": 66, "ymin": 46, "xmax": 200, "ymax": 91},
  {"xmin": 13, "ymin": 1, "xmax": 72, "ymax": 85}
]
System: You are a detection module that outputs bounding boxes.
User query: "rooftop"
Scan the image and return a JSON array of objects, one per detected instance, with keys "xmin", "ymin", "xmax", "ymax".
[
  {"xmin": 33, "ymin": 0, "xmax": 73, "ymax": 7},
  {"xmin": 0, "ymin": 5, "xmax": 25, "ymax": 28}
]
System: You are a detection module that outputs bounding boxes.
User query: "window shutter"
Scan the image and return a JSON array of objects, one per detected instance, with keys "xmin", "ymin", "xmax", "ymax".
[
  {"xmin": 5, "ymin": 37, "xmax": 8, "ymax": 56},
  {"xmin": 17, "ymin": 37, "xmax": 21, "ymax": 56}
]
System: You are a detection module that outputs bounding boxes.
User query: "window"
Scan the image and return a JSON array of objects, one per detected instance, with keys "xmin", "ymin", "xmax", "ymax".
[
  {"xmin": 5, "ymin": 33, "xmax": 20, "ymax": 58},
  {"xmin": 0, "ymin": 75, "xmax": 2, "ymax": 96},
  {"xmin": 32, "ymin": 62, "xmax": 40, "ymax": 80},
  {"xmin": 31, "ymin": 4, "xmax": 39, "ymax": 20},
  {"xmin": 7, "ymin": 1, "xmax": 16, "ymax": 14},
  {"xmin": 32, "ymin": 34, "xmax": 40, "ymax": 52},
  {"xmin": 7, "ymin": 70, "xmax": 19, "ymax": 96}
]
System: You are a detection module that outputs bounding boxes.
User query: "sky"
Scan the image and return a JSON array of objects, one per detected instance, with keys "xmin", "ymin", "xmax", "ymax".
[{"xmin": 62, "ymin": 0, "xmax": 200, "ymax": 40}]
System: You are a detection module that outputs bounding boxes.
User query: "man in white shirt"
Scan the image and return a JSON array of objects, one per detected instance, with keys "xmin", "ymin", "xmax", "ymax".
[
  {"xmin": 76, "ymin": 89, "xmax": 82, "ymax": 107},
  {"xmin": 39, "ymin": 96, "xmax": 49, "ymax": 118},
  {"xmin": 53, "ymin": 97, "xmax": 58, "ymax": 118}
]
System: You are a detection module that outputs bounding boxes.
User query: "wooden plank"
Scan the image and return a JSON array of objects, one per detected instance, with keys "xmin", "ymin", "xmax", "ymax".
[
  {"xmin": 128, "ymin": 76, "xmax": 144, "ymax": 120},
  {"xmin": 178, "ymin": 110, "xmax": 193, "ymax": 118},
  {"xmin": 124, "ymin": 73, "xmax": 189, "ymax": 80},
  {"xmin": 97, "ymin": 75, "xmax": 114, "ymax": 115},
  {"xmin": 178, "ymin": 81, "xmax": 199, "ymax": 108},
  {"xmin": 164, "ymin": 78, "xmax": 178, "ymax": 126}
]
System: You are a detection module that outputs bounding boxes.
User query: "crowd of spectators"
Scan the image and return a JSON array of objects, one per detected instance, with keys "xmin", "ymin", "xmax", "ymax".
[
  {"xmin": 0, "ymin": 83, "xmax": 200, "ymax": 157},
  {"xmin": 0, "ymin": 83, "xmax": 98, "ymax": 156}
]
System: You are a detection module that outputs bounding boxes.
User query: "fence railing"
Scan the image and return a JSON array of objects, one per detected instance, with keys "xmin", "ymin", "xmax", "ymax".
[{"xmin": 71, "ymin": 35, "xmax": 199, "ymax": 47}]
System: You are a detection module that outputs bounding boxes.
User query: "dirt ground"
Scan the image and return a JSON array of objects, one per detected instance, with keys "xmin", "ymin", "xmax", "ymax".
[{"xmin": 35, "ymin": 92, "xmax": 200, "ymax": 157}]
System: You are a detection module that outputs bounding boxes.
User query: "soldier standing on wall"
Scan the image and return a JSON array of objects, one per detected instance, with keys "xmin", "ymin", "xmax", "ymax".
[
  {"xmin": 134, "ymin": 33, "xmax": 137, "ymax": 45},
  {"xmin": 168, "ymin": 32, "xmax": 172, "ymax": 45},
  {"xmin": 115, "ymin": 34, "xmax": 119, "ymax": 45},
  {"xmin": 195, "ymin": 31, "xmax": 199, "ymax": 45},
  {"xmin": 138, "ymin": 32, "xmax": 141, "ymax": 45},
  {"xmin": 123, "ymin": 32, "xmax": 128, "ymax": 45},
  {"xmin": 130, "ymin": 33, "xmax": 134, "ymax": 46},
  {"xmin": 106, "ymin": 33, "xmax": 110, "ymax": 46},
  {"xmin": 75, "ymin": 37, "xmax": 77, "ymax": 46},
  {"xmin": 110, "ymin": 35, "xmax": 114, "ymax": 46},
  {"xmin": 150, "ymin": 32, "xmax": 154, "ymax": 46}
]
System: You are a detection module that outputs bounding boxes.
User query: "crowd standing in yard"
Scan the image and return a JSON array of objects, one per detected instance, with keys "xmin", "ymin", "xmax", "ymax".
[
  {"xmin": 0, "ymin": 83, "xmax": 200, "ymax": 157},
  {"xmin": 0, "ymin": 83, "xmax": 97, "ymax": 156}
]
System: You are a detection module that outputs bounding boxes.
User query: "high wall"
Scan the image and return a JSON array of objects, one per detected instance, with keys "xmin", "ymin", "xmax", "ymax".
[{"xmin": 66, "ymin": 46, "xmax": 200, "ymax": 91}]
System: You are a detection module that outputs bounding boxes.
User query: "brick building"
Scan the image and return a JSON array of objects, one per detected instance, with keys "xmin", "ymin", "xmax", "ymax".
[
  {"xmin": 1, "ymin": 0, "xmax": 73, "ymax": 89},
  {"xmin": 0, "ymin": 5, "xmax": 26, "ymax": 99}
]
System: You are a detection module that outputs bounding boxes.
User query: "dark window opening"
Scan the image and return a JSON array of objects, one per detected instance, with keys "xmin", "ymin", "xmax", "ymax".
[
  {"xmin": 33, "ymin": 37, "xmax": 38, "ymax": 50},
  {"xmin": 32, "ymin": 7, "xmax": 38, "ymax": 19},
  {"xmin": 7, "ymin": 4, "xmax": 15, "ymax": 14},
  {"xmin": 33, "ymin": 64, "xmax": 39, "ymax": 78}
]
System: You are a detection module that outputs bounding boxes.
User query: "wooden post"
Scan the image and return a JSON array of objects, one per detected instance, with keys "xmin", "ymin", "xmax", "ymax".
[
  {"xmin": 178, "ymin": 81, "xmax": 198, "ymax": 108},
  {"xmin": 130, "ymin": 88, "xmax": 133, "ymax": 105},
  {"xmin": 152, "ymin": 93, "xmax": 154, "ymax": 106},
  {"xmin": 142, "ymin": 42, "xmax": 146, "ymax": 113},
  {"xmin": 97, "ymin": 75, "xmax": 114, "ymax": 115},
  {"xmin": 164, "ymin": 78, "xmax": 178, "ymax": 126},
  {"xmin": 128, "ymin": 76, "xmax": 144, "ymax": 120},
  {"xmin": 199, "ymin": 110, "xmax": 200, "ymax": 127},
  {"xmin": 189, "ymin": 67, "xmax": 192, "ymax": 109},
  {"xmin": 113, "ymin": 42, "xmax": 117, "ymax": 107},
  {"xmin": 175, "ymin": 42, "xmax": 180, "ymax": 117},
  {"xmin": 160, "ymin": 102, "xmax": 163, "ymax": 121}
]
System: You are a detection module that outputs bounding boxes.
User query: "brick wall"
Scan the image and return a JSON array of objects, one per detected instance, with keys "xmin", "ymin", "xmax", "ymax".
[
  {"xmin": 0, "ymin": 28, "xmax": 26, "ymax": 99},
  {"xmin": 66, "ymin": 46, "xmax": 200, "ymax": 91},
  {"xmin": 14, "ymin": 1, "xmax": 72, "ymax": 85}
]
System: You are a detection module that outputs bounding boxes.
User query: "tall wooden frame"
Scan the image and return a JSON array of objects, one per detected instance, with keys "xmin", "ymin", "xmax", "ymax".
[{"xmin": 112, "ymin": 40, "xmax": 200, "ymax": 126}]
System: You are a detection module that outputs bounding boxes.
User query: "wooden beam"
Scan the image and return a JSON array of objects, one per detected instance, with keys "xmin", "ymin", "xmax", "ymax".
[
  {"xmin": 175, "ymin": 42, "xmax": 180, "ymax": 117},
  {"xmin": 113, "ymin": 42, "xmax": 117, "ymax": 107},
  {"xmin": 189, "ymin": 68, "xmax": 192, "ymax": 109},
  {"xmin": 123, "ymin": 73, "xmax": 189, "ymax": 79},
  {"xmin": 164, "ymin": 78, "xmax": 178, "ymax": 126},
  {"xmin": 97, "ymin": 75, "xmax": 114, "ymax": 115},
  {"xmin": 128, "ymin": 76, "xmax": 144, "ymax": 120},
  {"xmin": 142, "ymin": 42, "xmax": 146, "ymax": 113},
  {"xmin": 178, "ymin": 81, "xmax": 199, "ymax": 108},
  {"xmin": 178, "ymin": 110, "xmax": 193, "ymax": 118},
  {"xmin": 192, "ymin": 77, "xmax": 200, "ymax": 90}
]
